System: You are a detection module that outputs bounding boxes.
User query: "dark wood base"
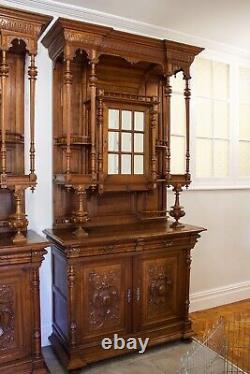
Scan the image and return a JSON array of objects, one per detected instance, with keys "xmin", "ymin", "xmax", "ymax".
[
  {"xmin": 0, "ymin": 357, "xmax": 49, "ymax": 374},
  {"xmin": 50, "ymin": 322, "xmax": 191, "ymax": 371}
]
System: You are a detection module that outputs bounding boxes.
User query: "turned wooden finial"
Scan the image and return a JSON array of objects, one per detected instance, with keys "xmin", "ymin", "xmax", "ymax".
[
  {"xmin": 169, "ymin": 184, "xmax": 185, "ymax": 228},
  {"xmin": 71, "ymin": 186, "xmax": 89, "ymax": 237},
  {"xmin": 9, "ymin": 187, "xmax": 28, "ymax": 243}
]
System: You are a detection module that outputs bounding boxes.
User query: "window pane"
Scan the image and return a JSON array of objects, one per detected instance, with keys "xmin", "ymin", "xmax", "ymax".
[
  {"xmin": 121, "ymin": 154, "xmax": 131, "ymax": 174},
  {"xmin": 171, "ymin": 136, "xmax": 185, "ymax": 174},
  {"xmin": 214, "ymin": 140, "xmax": 229, "ymax": 177},
  {"xmin": 134, "ymin": 133, "xmax": 144, "ymax": 153},
  {"xmin": 196, "ymin": 98, "xmax": 213, "ymax": 137},
  {"xmin": 214, "ymin": 101, "xmax": 229, "ymax": 139},
  {"xmin": 108, "ymin": 132, "xmax": 119, "ymax": 152},
  {"xmin": 171, "ymin": 94, "xmax": 185, "ymax": 136},
  {"xmin": 108, "ymin": 109, "xmax": 119, "ymax": 129},
  {"xmin": 196, "ymin": 138, "xmax": 213, "ymax": 177},
  {"xmin": 240, "ymin": 67, "xmax": 250, "ymax": 103},
  {"xmin": 239, "ymin": 141, "xmax": 250, "ymax": 176},
  {"xmin": 134, "ymin": 155, "xmax": 144, "ymax": 174},
  {"xmin": 213, "ymin": 62, "xmax": 229, "ymax": 99},
  {"xmin": 239, "ymin": 104, "xmax": 250, "ymax": 141},
  {"xmin": 170, "ymin": 71, "xmax": 184, "ymax": 94},
  {"xmin": 121, "ymin": 133, "xmax": 132, "ymax": 152},
  {"xmin": 122, "ymin": 110, "xmax": 132, "ymax": 130},
  {"xmin": 196, "ymin": 58, "xmax": 212, "ymax": 96},
  {"xmin": 134, "ymin": 112, "xmax": 144, "ymax": 131},
  {"xmin": 108, "ymin": 154, "xmax": 119, "ymax": 174}
]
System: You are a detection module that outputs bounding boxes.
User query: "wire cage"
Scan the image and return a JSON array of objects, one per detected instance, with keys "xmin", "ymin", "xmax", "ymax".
[{"xmin": 178, "ymin": 316, "xmax": 250, "ymax": 373}]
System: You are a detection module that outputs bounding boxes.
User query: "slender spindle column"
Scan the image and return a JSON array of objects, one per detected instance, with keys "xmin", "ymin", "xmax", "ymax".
[
  {"xmin": 0, "ymin": 49, "xmax": 9, "ymax": 178},
  {"xmin": 97, "ymin": 89, "xmax": 104, "ymax": 193},
  {"xmin": 89, "ymin": 52, "xmax": 98, "ymax": 183},
  {"xmin": 28, "ymin": 54, "xmax": 38, "ymax": 186},
  {"xmin": 151, "ymin": 97, "xmax": 158, "ymax": 186},
  {"xmin": 63, "ymin": 58, "xmax": 73, "ymax": 175},
  {"xmin": 164, "ymin": 75, "xmax": 172, "ymax": 184},
  {"xmin": 184, "ymin": 73, "xmax": 191, "ymax": 187}
]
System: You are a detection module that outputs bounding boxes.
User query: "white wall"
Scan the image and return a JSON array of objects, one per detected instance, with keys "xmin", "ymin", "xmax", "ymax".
[{"xmin": 2, "ymin": 0, "xmax": 250, "ymax": 346}]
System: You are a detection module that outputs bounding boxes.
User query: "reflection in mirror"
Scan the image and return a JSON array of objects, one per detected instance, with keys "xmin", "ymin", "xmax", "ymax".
[
  {"xmin": 121, "ymin": 133, "xmax": 132, "ymax": 152},
  {"xmin": 108, "ymin": 154, "xmax": 119, "ymax": 174},
  {"xmin": 122, "ymin": 110, "xmax": 132, "ymax": 130},
  {"xmin": 134, "ymin": 112, "xmax": 144, "ymax": 131},
  {"xmin": 109, "ymin": 109, "xmax": 119, "ymax": 129},
  {"xmin": 121, "ymin": 154, "xmax": 131, "ymax": 174},
  {"xmin": 108, "ymin": 132, "xmax": 119, "ymax": 152},
  {"xmin": 134, "ymin": 155, "xmax": 144, "ymax": 174}
]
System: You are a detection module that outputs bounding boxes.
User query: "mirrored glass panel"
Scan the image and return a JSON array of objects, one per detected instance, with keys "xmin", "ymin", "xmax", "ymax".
[
  {"xmin": 122, "ymin": 110, "xmax": 132, "ymax": 130},
  {"xmin": 134, "ymin": 112, "xmax": 144, "ymax": 131},
  {"xmin": 108, "ymin": 109, "xmax": 119, "ymax": 129},
  {"xmin": 108, "ymin": 132, "xmax": 119, "ymax": 152},
  {"xmin": 108, "ymin": 154, "xmax": 119, "ymax": 174},
  {"xmin": 121, "ymin": 133, "xmax": 132, "ymax": 152},
  {"xmin": 134, "ymin": 155, "xmax": 144, "ymax": 174}
]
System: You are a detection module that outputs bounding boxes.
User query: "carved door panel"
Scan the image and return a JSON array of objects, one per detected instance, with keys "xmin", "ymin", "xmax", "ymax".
[
  {"xmin": 0, "ymin": 266, "xmax": 32, "ymax": 365},
  {"xmin": 81, "ymin": 257, "xmax": 132, "ymax": 342},
  {"xmin": 133, "ymin": 250, "xmax": 185, "ymax": 332}
]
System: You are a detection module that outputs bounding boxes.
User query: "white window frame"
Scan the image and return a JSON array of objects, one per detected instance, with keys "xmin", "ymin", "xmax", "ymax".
[{"xmin": 190, "ymin": 49, "xmax": 250, "ymax": 190}]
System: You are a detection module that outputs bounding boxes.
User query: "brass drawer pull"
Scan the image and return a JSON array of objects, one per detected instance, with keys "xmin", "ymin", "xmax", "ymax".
[
  {"xmin": 127, "ymin": 288, "xmax": 132, "ymax": 303},
  {"xmin": 102, "ymin": 245, "xmax": 115, "ymax": 253},
  {"xmin": 163, "ymin": 240, "xmax": 174, "ymax": 247},
  {"xmin": 136, "ymin": 287, "xmax": 140, "ymax": 302}
]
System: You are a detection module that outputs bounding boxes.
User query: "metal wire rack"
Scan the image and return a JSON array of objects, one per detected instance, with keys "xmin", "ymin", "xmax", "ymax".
[{"xmin": 178, "ymin": 316, "xmax": 250, "ymax": 373}]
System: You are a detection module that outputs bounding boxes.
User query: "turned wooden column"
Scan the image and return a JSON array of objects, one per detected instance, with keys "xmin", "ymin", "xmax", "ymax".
[
  {"xmin": 28, "ymin": 53, "xmax": 38, "ymax": 188},
  {"xmin": 0, "ymin": 49, "xmax": 8, "ymax": 179},
  {"xmin": 184, "ymin": 73, "xmax": 191, "ymax": 188},
  {"xmin": 164, "ymin": 74, "xmax": 172, "ymax": 185},
  {"xmin": 97, "ymin": 89, "xmax": 104, "ymax": 193},
  {"xmin": 89, "ymin": 51, "xmax": 98, "ymax": 185},
  {"xmin": 150, "ymin": 97, "xmax": 158, "ymax": 186},
  {"xmin": 63, "ymin": 57, "xmax": 73, "ymax": 176}
]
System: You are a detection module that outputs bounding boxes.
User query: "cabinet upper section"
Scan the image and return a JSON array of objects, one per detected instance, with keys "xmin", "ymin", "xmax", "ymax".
[{"xmin": 42, "ymin": 18, "xmax": 203, "ymax": 77}]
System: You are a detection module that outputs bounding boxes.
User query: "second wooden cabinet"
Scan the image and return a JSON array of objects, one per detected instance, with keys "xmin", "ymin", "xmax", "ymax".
[{"xmin": 46, "ymin": 223, "xmax": 204, "ymax": 371}]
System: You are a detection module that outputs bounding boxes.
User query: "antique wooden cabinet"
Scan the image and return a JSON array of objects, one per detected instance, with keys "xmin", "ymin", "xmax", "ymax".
[
  {"xmin": 0, "ymin": 6, "xmax": 52, "ymax": 373},
  {"xmin": 42, "ymin": 18, "xmax": 205, "ymax": 371}
]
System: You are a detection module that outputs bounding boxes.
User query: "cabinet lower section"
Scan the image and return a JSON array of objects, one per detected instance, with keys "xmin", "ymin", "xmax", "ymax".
[
  {"xmin": 47, "ymin": 223, "xmax": 204, "ymax": 371},
  {"xmin": 0, "ymin": 231, "xmax": 49, "ymax": 374}
]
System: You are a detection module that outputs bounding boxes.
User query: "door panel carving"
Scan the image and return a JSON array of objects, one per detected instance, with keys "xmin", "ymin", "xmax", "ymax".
[{"xmin": 0, "ymin": 285, "xmax": 15, "ymax": 350}]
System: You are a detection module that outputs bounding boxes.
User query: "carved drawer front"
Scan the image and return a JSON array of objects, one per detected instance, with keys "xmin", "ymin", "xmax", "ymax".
[
  {"xmin": 133, "ymin": 252, "xmax": 184, "ymax": 331},
  {"xmin": 0, "ymin": 268, "xmax": 31, "ymax": 365},
  {"xmin": 80, "ymin": 258, "xmax": 131, "ymax": 342}
]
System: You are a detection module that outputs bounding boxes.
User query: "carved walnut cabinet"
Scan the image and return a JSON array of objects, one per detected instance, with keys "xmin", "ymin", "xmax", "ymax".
[
  {"xmin": 0, "ymin": 6, "xmax": 52, "ymax": 373},
  {"xmin": 42, "ymin": 18, "xmax": 205, "ymax": 371}
]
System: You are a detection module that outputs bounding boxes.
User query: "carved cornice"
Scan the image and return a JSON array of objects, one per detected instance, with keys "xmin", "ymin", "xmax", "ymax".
[
  {"xmin": 42, "ymin": 18, "xmax": 203, "ymax": 71},
  {"xmin": 0, "ymin": 6, "xmax": 52, "ymax": 53}
]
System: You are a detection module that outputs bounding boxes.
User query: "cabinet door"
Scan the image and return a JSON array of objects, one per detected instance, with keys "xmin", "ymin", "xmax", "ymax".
[
  {"xmin": 0, "ymin": 267, "xmax": 32, "ymax": 365},
  {"xmin": 133, "ymin": 250, "xmax": 185, "ymax": 332},
  {"xmin": 81, "ymin": 257, "xmax": 132, "ymax": 342}
]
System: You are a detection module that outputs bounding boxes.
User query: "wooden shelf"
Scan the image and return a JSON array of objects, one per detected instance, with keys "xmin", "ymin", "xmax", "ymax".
[{"xmin": 54, "ymin": 135, "xmax": 91, "ymax": 146}]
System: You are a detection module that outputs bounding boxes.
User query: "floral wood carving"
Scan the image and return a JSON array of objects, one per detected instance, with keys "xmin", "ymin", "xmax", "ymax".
[
  {"xmin": 0, "ymin": 285, "xmax": 15, "ymax": 350},
  {"xmin": 88, "ymin": 270, "xmax": 120, "ymax": 330},
  {"xmin": 148, "ymin": 264, "xmax": 172, "ymax": 306}
]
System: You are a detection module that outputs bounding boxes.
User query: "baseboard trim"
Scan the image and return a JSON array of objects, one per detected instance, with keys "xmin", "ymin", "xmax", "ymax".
[{"xmin": 190, "ymin": 280, "xmax": 250, "ymax": 312}]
